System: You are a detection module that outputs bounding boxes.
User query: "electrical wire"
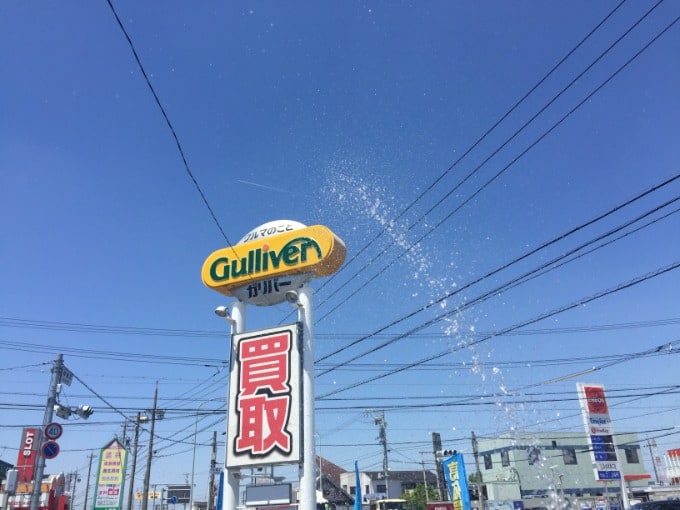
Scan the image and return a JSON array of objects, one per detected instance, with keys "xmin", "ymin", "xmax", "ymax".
[
  {"xmin": 104, "ymin": 0, "xmax": 231, "ymax": 245},
  {"xmin": 315, "ymin": 13, "xmax": 680, "ymax": 325},
  {"xmin": 318, "ymin": 260, "xmax": 680, "ymax": 398},
  {"xmin": 317, "ymin": 173, "xmax": 680, "ymax": 367},
  {"xmin": 311, "ymin": 0, "xmax": 630, "ymax": 299}
]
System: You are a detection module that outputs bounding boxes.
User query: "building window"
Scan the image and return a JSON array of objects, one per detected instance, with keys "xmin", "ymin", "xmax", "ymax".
[
  {"xmin": 484, "ymin": 454, "xmax": 492, "ymax": 470},
  {"xmin": 501, "ymin": 451, "xmax": 510, "ymax": 467},
  {"xmin": 349, "ymin": 487, "xmax": 356, "ymax": 496},
  {"xmin": 563, "ymin": 448, "xmax": 577, "ymax": 465},
  {"xmin": 376, "ymin": 484, "xmax": 386, "ymax": 493},
  {"xmin": 528, "ymin": 448, "xmax": 541, "ymax": 465},
  {"xmin": 625, "ymin": 448, "xmax": 640, "ymax": 464}
]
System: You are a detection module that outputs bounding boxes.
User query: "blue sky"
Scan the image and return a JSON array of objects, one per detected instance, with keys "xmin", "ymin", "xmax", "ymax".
[{"xmin": 1, "ymin": 0, "xmax": 679, "ymax": 504}]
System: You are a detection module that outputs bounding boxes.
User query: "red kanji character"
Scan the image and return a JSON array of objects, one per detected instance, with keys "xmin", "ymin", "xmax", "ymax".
[
  {"xmin": 235, "ymin": 394, "xmax": 291, "ymax": 454},
  {"xmin": 239, "ymin": 334, "xmax": 290, "ymax": 396}
]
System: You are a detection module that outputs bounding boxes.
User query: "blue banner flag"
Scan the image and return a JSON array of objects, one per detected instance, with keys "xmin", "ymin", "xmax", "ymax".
[
  {"xmin": 354, "ymin": 461, "xmax": 362, "ymax": 510},
  {"xmin": 442, "ymin": 453, "xmax": 472, "ymax": 510}
]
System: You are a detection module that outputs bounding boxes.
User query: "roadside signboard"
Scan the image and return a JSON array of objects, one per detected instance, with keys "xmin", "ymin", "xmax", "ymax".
[
  {"xmin": 226, "ymin": 323, "xmax": 303, "ymax": 468},
  {"xmin": 16, "ymin": 428, "xmax": 41, "ymax": 483},
  {"xmin": 166, "ymin": 486, "xmax": 191, "ymax": 504},
  {"xmin": 202, "ymin": 220, "xmax": 346, "ymax": 306},
  {"xmin": 577, "ymin": 383, "xmax": 621, "ymax": 481},
  {"xmin": 94, "ymin": 438, "xmax": 128, "ymax": 510}
]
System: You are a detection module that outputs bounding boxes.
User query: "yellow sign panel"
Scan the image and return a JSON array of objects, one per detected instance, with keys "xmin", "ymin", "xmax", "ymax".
[
  {"xmin": 134, "ymin": 492, "xmax": 161, "ymax": 500},
  {"xmin": 202, "ymin": 225, "xmax": 345, "ymax": 296},
  {"xmin": 14, "ymin": 482, "xmax": 50, "ymax": 494}
]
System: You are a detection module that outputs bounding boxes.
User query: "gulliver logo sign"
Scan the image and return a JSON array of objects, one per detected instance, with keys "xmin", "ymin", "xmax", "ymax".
[{"xmin": 202, "ymin": 220, "xmax": 345, "ymax": 306}]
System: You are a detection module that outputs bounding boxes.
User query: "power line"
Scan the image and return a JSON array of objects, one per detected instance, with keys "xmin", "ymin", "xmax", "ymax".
[
  {"xmin": 104, "ymin": 0, "xmax": 231, "ymax": 244},
  {"xmin": 311, "ymin": 0, "xmax": 629, "ymax": 300},
  {"xmin": 317, "ymin": 172, "xmax": 680, "ymax": 367},
  {"xmin": 2, "ymin": 314, "xmax": 679, "ymax": 339},
  {"xmin": 318, "ymin": 260, "xmax": 680, "ymax": 398},
  {"xmin": 315, "ymin": 11, "xmax": 680, "ymax": 325}
]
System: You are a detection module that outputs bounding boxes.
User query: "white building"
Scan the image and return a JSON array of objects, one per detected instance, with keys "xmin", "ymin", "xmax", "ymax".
[
  {"xmin": 474, "ymin": 432, "xmax": 651, "ymax": 504},
  {"xmin": 338, "ymin": 470, "xmax": 439, "ymax": 503}
]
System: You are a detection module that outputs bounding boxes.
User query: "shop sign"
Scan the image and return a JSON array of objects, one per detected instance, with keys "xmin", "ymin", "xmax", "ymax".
[{"xmin": 202, "ymin": 221, "xmax": 345, "ymax": 305}]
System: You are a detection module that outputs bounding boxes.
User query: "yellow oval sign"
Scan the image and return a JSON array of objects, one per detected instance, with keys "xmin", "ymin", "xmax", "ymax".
[{"xmin": 201, "ymin": 224, "xmax": 346, "ymax": 296}]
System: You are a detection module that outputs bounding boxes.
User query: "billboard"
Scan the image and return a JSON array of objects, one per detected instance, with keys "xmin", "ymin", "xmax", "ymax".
[
  {"xmin": 577, "ymin": 383, "xmax": 621, "ymax": 481},
  {"xmin": 442, "ymin": 453, "xmax": 471, "ymax": 510},
  {"xmin": 166, "ymin": 485, "xmax": 191, "ymax": 504},
  {"xmin": 244, "ymin": 484, "xmax": 292, "ymax": 506},
  {"xmin": 94, "ymin": 438, "xmax": 128, "ymax": 510},
  {"xmin": 226, "ymin": 323, "xmax": 303, "ymax": 468},
  {"xmin": 16, "ymin": 427, "xmax": 42, "ymax": 483},
  {"xmin": 202, "ymin": 221, "xmax": 346, "ymax": 306}
]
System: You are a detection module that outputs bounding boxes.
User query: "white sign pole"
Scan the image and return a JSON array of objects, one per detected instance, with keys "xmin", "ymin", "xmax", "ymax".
[
  {"xmin": 297, "ymin": 286, "xmax": 316, "ymax": 510},
  {"xmin": 224, "ymin": 300, "xmax": 246, "ymax": 510}
]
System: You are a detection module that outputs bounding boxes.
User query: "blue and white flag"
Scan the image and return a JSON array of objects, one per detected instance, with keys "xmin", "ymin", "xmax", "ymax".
[
  {"xmin": 354, "ymin": 461, "xmax": 362, "ymax": 510},
  {"xmin": 442, "ymin": 453, "xmax": 471, "ymax": 510}
]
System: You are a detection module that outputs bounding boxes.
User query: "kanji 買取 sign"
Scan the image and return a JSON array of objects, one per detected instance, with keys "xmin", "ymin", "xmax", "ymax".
[{"xmin": 226, "ymin": 323, "xmax": 302, "ymax": 468}]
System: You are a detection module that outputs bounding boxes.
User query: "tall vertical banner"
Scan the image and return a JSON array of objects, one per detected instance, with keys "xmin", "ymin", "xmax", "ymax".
[
  {"xmin": 94, "ymin": 438, "xmax": 128, "ymax": 510},
  {"xmin": 226, "ymin": 323, "xmax": 303, "ymax": 468},
  {"xmin": 442, "ymin": 453, "xmax": 471, "ymax": 510},
  {"xmin": 354, "ymin": 461, "xmax": 362, "ymax": 510},
  {"xmin": 577, "ymin": 383, "xmax": 621, "ymax": 481},
  {"xmin": 16, "ymin": 427, "xmax": 42, "ymax": 483}
]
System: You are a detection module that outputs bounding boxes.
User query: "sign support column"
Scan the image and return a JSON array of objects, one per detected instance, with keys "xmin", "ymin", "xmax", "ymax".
[
  {"xmin": 224, "ymin": 300, "xmax": 245, "ymax": 510},
  {"xmin": 297, "ymin": 286, "xmax": 315, "ymax": 510}
]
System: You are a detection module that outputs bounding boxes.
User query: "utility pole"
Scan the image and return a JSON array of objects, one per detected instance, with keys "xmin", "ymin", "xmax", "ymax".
[
  {"xmin": 127, "ymin": 414, "xmax": 143, "ymax": 510},
  {"xmin": 71, "ymin": 472, "xmax": 80, "ymax": 507},
  {"xmin": 471, "ymin": 432, "xmax": 484, "ymax": 510},
  {"xmin": 30, "ymin": 354, "xmax": 64, "ymax": 510},
  {"xmin": 375, "ymin": 412, "xmax": 389, "ymax": 498},
  {"xmin": 208, "ymin": 431, "xmax": 217, "ymax": 510},
  {"xmin": 420, "ymin": 458, "xmax": 429, "ymax": 504},
  {"xmin": 83, "ymin": 451, "xmax": 94, "ymax": 510},
  {"xmin": 141, "ymin": 384, "xmax": 159, "ymax": 510},
  {"xmin": 647, "ymin": 440, "xmax": 660, "ymax": 484},
  {"xmin": 431, "ymin": 432, "xmax": 446, "ymax": 501}
]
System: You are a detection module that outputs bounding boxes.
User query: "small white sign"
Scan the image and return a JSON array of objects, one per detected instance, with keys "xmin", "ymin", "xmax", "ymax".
[{"xmin": 61, "ymin": 367, "xmax": 73, "ymax": 386}]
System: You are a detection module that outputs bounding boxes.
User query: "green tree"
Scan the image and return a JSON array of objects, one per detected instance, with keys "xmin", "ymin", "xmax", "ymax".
[{"xmin": 403, "ymin": 484, "xmax": 441, "ymax": 510}]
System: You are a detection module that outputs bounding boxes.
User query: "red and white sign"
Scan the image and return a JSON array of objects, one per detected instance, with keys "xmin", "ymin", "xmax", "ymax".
[
  {"xmin": 226, "ymin": 323, "xmax": 302, "ymax": 468},
  {"xmin": 577, "ymin": 383, "xmax": 621, "ymax": 481},
  {"xmin": 16, "ymin": 427, "xmax": 41, "ymax": 483},
  {"xmin": 584, "ymin": 385, "xmax": 609, "ymax": 414}
]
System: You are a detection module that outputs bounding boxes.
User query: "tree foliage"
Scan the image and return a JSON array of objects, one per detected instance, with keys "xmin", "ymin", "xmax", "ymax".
[{"xmin": 402, "ymin": 484, "xmax": 442, "ymax": 510}]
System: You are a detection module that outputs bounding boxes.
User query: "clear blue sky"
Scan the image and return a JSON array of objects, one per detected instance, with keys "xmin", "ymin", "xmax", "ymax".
[{"xmin": 1, "ymin": 0, "xmax": 679, "ymax": 504}]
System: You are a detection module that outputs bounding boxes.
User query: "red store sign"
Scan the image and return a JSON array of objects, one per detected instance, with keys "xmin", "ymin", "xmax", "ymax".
[
  {"xmin": 16, "ymin": 427, "xmax": 41, "ymax": 483},
  {"xmin": 227, "ymin": 324, "xmax": 302, "ymax": 468}
]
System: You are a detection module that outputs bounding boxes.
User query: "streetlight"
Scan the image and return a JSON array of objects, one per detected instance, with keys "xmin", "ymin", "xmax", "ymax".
[{"xmin": 190, "ymin": 398, "xmax": 226, "ymax": 510}]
